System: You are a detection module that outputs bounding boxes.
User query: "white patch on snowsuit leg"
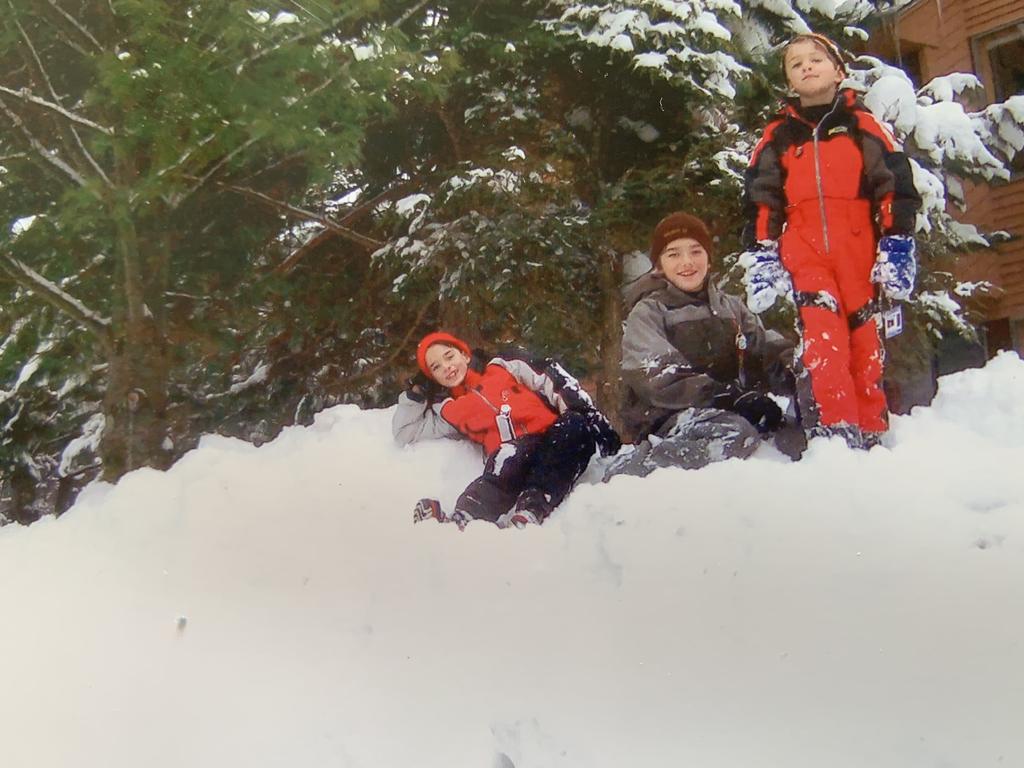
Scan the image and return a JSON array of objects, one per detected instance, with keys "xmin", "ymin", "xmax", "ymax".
[{"xmin": 490, "ymin": 442, "xmax": 518, "ymax": 478}]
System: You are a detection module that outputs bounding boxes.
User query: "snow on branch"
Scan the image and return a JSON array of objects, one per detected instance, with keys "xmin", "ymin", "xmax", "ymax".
[
  {"xmin": 209, "ymin": 180, "xmax": 385, "ymax": 250},
  {"xmin": 543, "ymin": 1, "xmax": 749, "ymax": 99},
  {"xmin": 0, "ymin": 96, "xmax": 92, "ymax": 190},
  {"xmin": 849, "ymin": 57, "xmax": 1024, "ymax": 243},
  {"xmin": 0, "ymin": 252, "xmax": 112, "ymax": 342},
  {"xmin": 0, "ymin": 84, "xmax": 114, "ymax": 136},
  {"xmin": 0, "ymin": 337, "xmax": 56, "ymax": 408},
  {"xmin": 857, "ymin": 57, "xmax": 1019, "ymax": 181}
]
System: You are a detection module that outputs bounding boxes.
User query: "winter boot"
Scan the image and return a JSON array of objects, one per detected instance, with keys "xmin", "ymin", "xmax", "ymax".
[
  {"xmin": 496, "ymin": 507, "xmax": 541, "ymax": 529},
  {"xmin": 808, "ymin": 423, "xmax": 864, "ymax": 450},
  {"xmin": 413, "ymin": 498, "xmax": 444, "ymax": 523},
  {"xmin": 497, "ymin": 489, "xmax": 548, "ymax": 528}
]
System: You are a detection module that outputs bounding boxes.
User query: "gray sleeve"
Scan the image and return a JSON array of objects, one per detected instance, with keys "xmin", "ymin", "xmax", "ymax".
[
  {"xmin": 735, "ymin": 297, "xmax": 795, "ymax": 388},
  {"xmin": 491, "ymin": 358, "xmax": 570, "ymax": 414},
  {"xmin": 392, "ymin": 392, "xmax": 460, "ymax": 446},
  {"xmin": 621, "ymin": 299, "xmax": 722, "ymax": 410}
]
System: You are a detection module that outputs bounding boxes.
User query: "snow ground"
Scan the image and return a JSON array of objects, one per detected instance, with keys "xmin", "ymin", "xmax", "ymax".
[{"xmin": 1, "ymin": 353, "xmax": 1022, "ymax": 768}]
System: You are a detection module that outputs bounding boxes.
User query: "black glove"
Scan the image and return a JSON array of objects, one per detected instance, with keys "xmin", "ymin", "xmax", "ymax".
[
  {"xmin": 731, "ymin": 391, "xmax": 783, "ymax": 434},
  {"xmin": 581, "ymin": 408, "xmax": 621, "ymax": 457},
  {"xmin": 405, "ymin": 372, "xmax": 444, "ymax": 405},
  {"xmin": 711, "ymin": 384, "xmax": 782, "ymax": 434}
]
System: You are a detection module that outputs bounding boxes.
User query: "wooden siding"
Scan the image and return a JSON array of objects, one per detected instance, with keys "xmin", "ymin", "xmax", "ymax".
[
  {"xmin": 887, "ymin": 0, "xmax": 1024, "ymax": 331},
  {"xmin": 965, "ymin": 0, "xmax": 1024, "ymax": 34},
  {"xmin": 897, "ymin": 1, "xmax": 973, "ymax": 77}
]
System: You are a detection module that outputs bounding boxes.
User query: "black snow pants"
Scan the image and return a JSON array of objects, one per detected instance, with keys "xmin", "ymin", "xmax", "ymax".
[{"xmin": 454, "ymin": 410, "xmax": 596, "ymax": 523}]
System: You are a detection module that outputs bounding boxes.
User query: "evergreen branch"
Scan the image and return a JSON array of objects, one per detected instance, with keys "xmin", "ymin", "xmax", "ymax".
[
  {"xmin": 10, "ymin": 11, "xmax": 112, "ymax": 187},
  {"xmin": 394, "ymin": 0, "xmax": 433, "ymax": 28},
  {"xmin": 155, "ymin": 131, "xmax": 219, "ymax": 179},
  {"xmin": 344, "ymin": 297, "xmax": 434, "ymax": 386},
  {"xmin": 272, "ymin": 180, "xmax": 411, "ymax": 274},
  {"xmin": 0, "ymin": 83, "xmax": 115, "ymax": 135},
  {"xmin": 287, "ymin": 0, "xmax": 326, "ymax": 24},
  {"xmin": 42, "ymin": 21, "xmax": 89, "ymax": 58},
  {"xmin": 272, "ymin": 227, "xmax": 333, "ymax": 275},
  {"xmin": 205, "ymin": 179, "xmax": 385, "ymax": 250},
  {"xmin": 0, "ymin": 96, "xmax": 92, "ymax": 189},
  {"xmin": 233, "ymin": 6, "xmax": 367, "ymax": 74},
  {"xmin": 237, "ymin": 151, "xmax": 307, "ymax": 184},
  {"xmin": 0, "ymin": 252, "xmax": 112, "ymax": 344},
  {"xmin": 45, "ymin": 0, "xmax": 104, "ymax": 52},
  {"xmin": 169, "ymin": 134, "xmax": 262, "ymax": 209},
  {"xmin": 338, "ymin": 180, "xmax": 414, "ymax": 225}
]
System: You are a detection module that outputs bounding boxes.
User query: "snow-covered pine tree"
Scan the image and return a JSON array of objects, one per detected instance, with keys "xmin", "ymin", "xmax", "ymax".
[
  {"xmin": 350, "ymin": 0, "xmax": 774, "ymax": 416},
  {"xmin": 0, "ymin": 1, "xmax": 404, "ymax": 500},
  {"xmin": 356, "ymin": 0, "xmax": 1020, "ymax": 420}
]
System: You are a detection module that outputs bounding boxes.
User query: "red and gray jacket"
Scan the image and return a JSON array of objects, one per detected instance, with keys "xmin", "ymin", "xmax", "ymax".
[
  {"xmin": 742, "ymin": 88, "xmax": 921, "ymax": 249},
  {"xmin": 393, "ymin": 350, "xmax": 599, "ymax": 456}
]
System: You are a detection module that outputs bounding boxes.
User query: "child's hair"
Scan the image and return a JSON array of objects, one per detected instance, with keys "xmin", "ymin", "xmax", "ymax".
[{"xmin": 783, "ymin": 33, "xmax": 847, "ymax": 76}]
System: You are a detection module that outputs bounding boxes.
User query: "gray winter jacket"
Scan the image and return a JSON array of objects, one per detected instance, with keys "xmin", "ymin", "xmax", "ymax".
[{"xmin": 620, "ymin": 273, "xmax": 792, "ymax": 438}]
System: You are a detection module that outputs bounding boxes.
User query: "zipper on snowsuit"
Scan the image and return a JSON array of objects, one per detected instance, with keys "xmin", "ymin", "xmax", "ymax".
[{"xmin": 809, "ymin": 98, "xmax": 842, "ymax": 255}]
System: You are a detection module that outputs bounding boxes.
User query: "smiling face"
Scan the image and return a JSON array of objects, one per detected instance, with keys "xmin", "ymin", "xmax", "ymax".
[
  {"xmin": 424, "ymin": 343, "xmax": 471, "ymax": 388},
  {"xmin": 657, "ymin": 237, "xmax": 709, "ymax": 293},
  {"xmin": 784, "ymin": 39, "xmax": 844, "ymax": 106}
]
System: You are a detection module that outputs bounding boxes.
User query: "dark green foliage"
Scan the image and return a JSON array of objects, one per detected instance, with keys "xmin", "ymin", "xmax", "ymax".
[
  {"xmin": 2, "ymin": 1, "xmax": 1007, "ymax": 521},
  {"xmin": 1, "ymin": 0, "xmax": 403, "ymax": 516}
]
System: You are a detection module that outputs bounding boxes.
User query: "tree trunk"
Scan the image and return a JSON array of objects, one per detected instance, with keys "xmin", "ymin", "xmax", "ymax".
[
  {"xmin": 100, "ymin": 197, "xmax": 172, "ymax": 481},
  {"xmin": 598, "ymin": 246, "xmax": 623, "ymax": 432},
  {"xmin": 100, "ymin": 319, "xmax": 171, "ymax": 481}
]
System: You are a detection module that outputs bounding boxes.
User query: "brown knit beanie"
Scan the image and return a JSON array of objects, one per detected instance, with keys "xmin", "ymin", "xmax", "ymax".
[
  {"xmin": 784, "ymin": 33, "xmax": 847, "ymax": 76},
  {"xmin": 649, "ymin": 212, "xmax": 714, "ymax": 263}
]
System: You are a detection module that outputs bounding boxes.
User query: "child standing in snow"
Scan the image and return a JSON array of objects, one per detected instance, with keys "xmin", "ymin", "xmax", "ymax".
[
  {"xmin": 393, "ymin": 332, "xmax": 620, "ymax": 529},
  {"xmin": 607, "ymin": 212, "xmax": 799, "ymax": 479},
  {"xmin": 742, "ymin": 33, "xmax": 922, "ymax": 448}
]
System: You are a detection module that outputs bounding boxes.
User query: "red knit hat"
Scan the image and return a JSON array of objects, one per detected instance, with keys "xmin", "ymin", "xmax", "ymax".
[
  {"xmin": 650, "ymin": 212, "xmax": 714, "ymax": 262},
  {"xmin": 416, "ymin": 331, "xmax": 472, "ymax": 376}
]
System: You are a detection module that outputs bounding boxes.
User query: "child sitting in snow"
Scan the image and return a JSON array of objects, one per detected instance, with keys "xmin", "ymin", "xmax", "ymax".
[
  {"xmin": 606, "ymin": 211, "xmax": 800, "ymax": 478},
  {"xmin": 393, "ymin": 332, "xmax": 620, "ymax": 529},
  {"xmin": 741, "ymin": 33, "xmax": 921, "ymax": 448}
]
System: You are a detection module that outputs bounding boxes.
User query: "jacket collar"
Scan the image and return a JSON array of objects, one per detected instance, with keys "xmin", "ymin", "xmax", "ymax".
[
  {"xmin": 645, "ymin": 275, "xmax": 722, "ymax": 310},
  {"xmin": 780, "ymin": 87, "xmax": 858, "ymax": 124}
]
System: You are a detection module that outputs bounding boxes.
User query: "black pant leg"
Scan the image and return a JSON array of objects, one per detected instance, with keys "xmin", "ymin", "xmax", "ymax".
[
  {"xmin": 453, "ymin": 436, "xmax": 541, "ymax": 523},
  {"xmin": 519, "ymin": 411, "xmax": 596, "ymax": 517}
]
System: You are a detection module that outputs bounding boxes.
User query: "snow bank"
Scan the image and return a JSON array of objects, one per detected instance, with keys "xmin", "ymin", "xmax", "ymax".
[{"xmin": 1, "ymin": 354, "xmax": 1022, "ymax": 768}]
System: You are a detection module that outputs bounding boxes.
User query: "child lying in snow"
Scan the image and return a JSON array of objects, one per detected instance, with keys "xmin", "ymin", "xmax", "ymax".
[{"xmin": 393, "ymin": 332, "xmax": 620, "ymax": 529}]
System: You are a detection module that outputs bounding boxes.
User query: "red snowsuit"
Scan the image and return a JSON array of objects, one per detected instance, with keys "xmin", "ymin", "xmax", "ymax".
[{"xmin": 744, "ymin": 89, "xmax": 921, "ymax": 433}]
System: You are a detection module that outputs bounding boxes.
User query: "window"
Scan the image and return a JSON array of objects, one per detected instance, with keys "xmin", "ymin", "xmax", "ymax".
[
  {"xmin": 976, "ymin": 23, "xmax": 1024, "ymax": 174},
  {"xmin": 900, "ymin": 46, "xmax": 925, "ymax": 90},
  {"xmin": 983, "ymin": 317, "xmax": 1013, "ymax": 356},
  {"xmin": 988, "ymin": 30, "xmax": 1024, "ymax": 102}
]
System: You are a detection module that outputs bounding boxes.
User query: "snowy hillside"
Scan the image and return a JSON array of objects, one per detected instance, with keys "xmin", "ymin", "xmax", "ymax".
[{"xmin": 1, "ymin": 354, "xmax": 1023, "ymax": 768}]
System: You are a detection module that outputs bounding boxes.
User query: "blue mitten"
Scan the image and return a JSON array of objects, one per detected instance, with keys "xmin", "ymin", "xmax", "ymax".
[
  {"xmin": 871, "ymin": 235, "xmax": 916, "ymax": 301},
  {"xmin": 740, "ymin": 241, "xmax": 792, "ymax": 314}
]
